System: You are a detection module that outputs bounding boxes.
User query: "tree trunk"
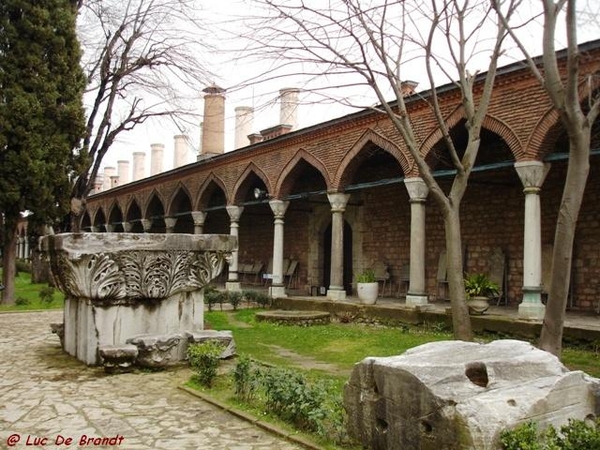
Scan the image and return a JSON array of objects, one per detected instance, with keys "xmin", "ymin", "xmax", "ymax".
[
  {"xmin": 539, "ymin": 135, "xmax": 590, "ymax": 356},
  {"xmin": 444, "ymin": 206, "xmax": 473, "ymax": 341},
  {"xmin": 70, "ymin": 196, "xmax": 85, "ymax": 233},
  {"xmin": 2, "ymin": 220, "xmax": 18, "ymax": 305}
]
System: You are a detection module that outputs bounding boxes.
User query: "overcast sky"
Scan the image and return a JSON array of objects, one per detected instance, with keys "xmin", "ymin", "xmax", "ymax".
[{"xmin": 97, "ymin": 1, "xmax": 600, "ymax": 179}]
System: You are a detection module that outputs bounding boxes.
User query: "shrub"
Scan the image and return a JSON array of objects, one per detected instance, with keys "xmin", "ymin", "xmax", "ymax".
[
  {"xmin": 232, "ymin": 354, "xmax": 259, "ymax": 402},
  {"xmin": 204, "ymin": 288, "xmax": 224, "ymax": 312},
  {"xmin": 227, "ymin": 291, "xmax": 243, "ymax": 311},
  {"xmin": 187, "ymin": 341, "xmax": 224, "ymax": 387},
  {"xmin": 242, "ymin": 290, "xmax": 258, "ymax": 307},
  {"xmin": 255, "ymin": 292, "xmax": 271, "ymax": 308},
  {"xmin": 15, "ymin": 259, "xmax": 32, "ymax": 275},
  {"xmin": 15, "ymin": 297, "xmax": 30, "ymax": 306},
  {"xmin": 262, "ymin": 367, "xmax": 327, "ymax": 433},
  {"xmin": 39, "ymin": 286, "xmax": 55, "ymax": 304},
  {"xmin": 500, "ymin": 418, "xmax": 600, "ymax": 450}
]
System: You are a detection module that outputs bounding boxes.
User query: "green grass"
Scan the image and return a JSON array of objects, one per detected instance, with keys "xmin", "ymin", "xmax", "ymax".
[{"xmin": 0, "ymin": 272, "xmax": 64, "ymax": 311}]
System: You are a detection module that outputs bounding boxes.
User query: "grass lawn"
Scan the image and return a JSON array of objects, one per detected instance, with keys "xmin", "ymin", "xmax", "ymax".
[{"xmin": 0, "ymin": 272, "xmax": 64, "ymax": 311}]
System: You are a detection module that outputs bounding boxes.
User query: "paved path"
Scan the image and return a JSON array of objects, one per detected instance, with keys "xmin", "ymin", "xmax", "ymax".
[{"xmin": 0, "ymin": 310, "xmax": 302, "ymax": 450}]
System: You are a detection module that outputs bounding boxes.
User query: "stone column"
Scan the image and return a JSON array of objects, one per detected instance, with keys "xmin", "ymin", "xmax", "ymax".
[
  {"xmin": 24, "ymin": 237, "xmax": 30, "ymax": 259},
  {"xmin": 164, "ymin": 217, "xmax": 177, "ymax": 234},
  {"xmin": 122, "ymin": 221, "xmax": 133, "ymax": 232},
  {"xmin": 226, "ymin": 206, "xmax": 244, "ymax": 292},
  {"xmin": 141, "ymin": 219, "xmax": 152, "ymax": 233},
  {"xmin": 191, "ymin": 211, "xmax": 206, "ymax": 234},
  {"xmin": 515, "ymin": 161, "xmax": 551, "ymax": 320},
  {"xmin": 404, "ymin": 177, "xmax": 429, "ymax": 306},
  {"xmin": 327, "ymin": 193, "xmax": 350, "ymax": 301},
  {"xmin": 269, "ymin": 200, "xmax": 290, "ymax": 298},
  {"xmin": 105, "ymin": 223, "xmax": 115, "ymax": 233}
]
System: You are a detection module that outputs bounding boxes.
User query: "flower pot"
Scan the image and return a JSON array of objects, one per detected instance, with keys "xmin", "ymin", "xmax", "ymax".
[
  {"xmin": 468, "ymin": 296, "xmax": 490, "ymax": 315},
  {"xmin": 357, "ymin": 282, "xmax": 379, "ymax": 305}
]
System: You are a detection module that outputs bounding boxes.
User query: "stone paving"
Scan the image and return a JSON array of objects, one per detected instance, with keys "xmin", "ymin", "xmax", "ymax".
[{"xmin": 0, "ymin": 310, "xmax": 302, "ymax": 450}]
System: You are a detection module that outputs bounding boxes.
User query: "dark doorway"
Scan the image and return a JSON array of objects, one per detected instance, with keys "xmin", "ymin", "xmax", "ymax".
[{"xmin": 323, "ymin": 220, "xmax": 353, "ymax": 294}]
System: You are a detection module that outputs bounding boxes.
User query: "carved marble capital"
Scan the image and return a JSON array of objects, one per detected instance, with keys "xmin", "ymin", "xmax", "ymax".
[
  {"xmin": 164, "ymin": 217, "xmax": 177, "ymax": 232},
  {"xmin": 269, "ymin": 200, "xmax": 290, "ymax": 219},
  {"xmin": 515, "ymin": 161, "xmax": 551, "ymax": 190},
  {"xmin": 327, "ymin": 192, "xmax": 351, "ymax": 213},
  {"xmin": 226, "ymin": 205, "xmax": 244, "ymax": 223},
  {"xmin": 40, "ymin": 233, "xmax": 236, "ymax": 304},
  {"xmin": 404, "ymin": 177, "xmax": 429, "ymax": 202}
]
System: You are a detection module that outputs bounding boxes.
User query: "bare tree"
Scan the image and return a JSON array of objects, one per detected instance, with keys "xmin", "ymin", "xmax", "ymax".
[
  {"xmin": 240, "ymin": 0, "xmax": 516, "ymax": 340},
  {"xmin": 70, "ymin": 0, "xmax": 214, "ymax": 229},
  {"xmin": 495, "ymin": 0, "xmax": 600, "ymax": 356}
]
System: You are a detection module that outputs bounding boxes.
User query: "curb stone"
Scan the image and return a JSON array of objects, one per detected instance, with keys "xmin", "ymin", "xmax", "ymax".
[{"xmin": 178, "ymin": 385, "xmax": 325, "ymax": 450}]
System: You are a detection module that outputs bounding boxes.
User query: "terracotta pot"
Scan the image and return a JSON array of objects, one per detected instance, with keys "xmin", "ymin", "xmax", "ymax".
[{"xmin": 357, "ymin": 282, "xmax": 379, "ymax": 305}]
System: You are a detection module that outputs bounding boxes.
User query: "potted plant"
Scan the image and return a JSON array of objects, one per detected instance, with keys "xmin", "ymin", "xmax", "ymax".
[
  {"xmin": 356, "ymin": 269, "xmax": 378, "ymax": 305},
  {"xmin": 464, "ymin": 273, "xmax": 499, "ymax": 315}
]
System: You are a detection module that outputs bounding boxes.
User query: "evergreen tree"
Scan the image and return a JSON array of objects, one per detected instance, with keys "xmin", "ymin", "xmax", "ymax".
[{"xmin": 0, "ymin": 0, "xmax": 86, "ymax": 304}]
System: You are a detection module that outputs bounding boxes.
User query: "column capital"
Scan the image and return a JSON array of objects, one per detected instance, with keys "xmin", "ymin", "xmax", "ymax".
[
  {"xmin": 140, "ymin": 219, "xmax": 152, "ymax": 232},
  {"xmin": 226, "ymin": 205, "xmax": 244, "ymax": 222},
  {"xmin": 105, "ymin": 224, "xmax": 114, "ymax": 232},
  {"xmin": 122, "ymin": 221, "xmax": 133, "ymax": 232},
  {"xmin": 404, "ymin": 177, "xmax": 429, "ymax": 202},
  {"xmin": 164, "ymin": 217, "xmax": 177, "ymax": 232},
  {"xmin": 269, "ymin": 200, "xmax": 290, "ymax": 219},
  {"xmin": 515, "ymin": 161, "xmax": 551, "ymax": 189},
  {"xmin": 190, "ymin": 211, "xmax": 206, "ymax": 226},
  {"xmin": 327, "ymin": 192, "xmax": 350, "ymax": 213}
]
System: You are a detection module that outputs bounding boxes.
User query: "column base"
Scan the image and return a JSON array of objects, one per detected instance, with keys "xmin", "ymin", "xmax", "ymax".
[
  {"xmin": 225, "ymin": 281, "xmax": 242, "ymax": 292},
  {"xmin": 269, "ymin": 285, "xmax": 287, "ymax": 299},
  {"xmin": 518, "ymin": 288, "xmax": 545, "ymax": 320},
  {"xmin": 406, "ymin": 293, "xmax": 429, "ymax": 307},
  {"xmin": 327, "ymin": 289, "xmax": 346, "ymax": 301}
]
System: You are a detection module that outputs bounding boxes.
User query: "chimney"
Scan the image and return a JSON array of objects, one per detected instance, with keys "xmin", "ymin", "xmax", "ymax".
[
  {"xmin": 150, "ymin": 143, "xmax": 164, "ymax": 176},
  {"xmin": 401, "ymin": 80, "xmax": 418, "ymax": 97},
  {"xmin": 279, "ymin": 88, "xmax": 300, "ymax": 131},
  {"xmin": 117, "ymin": 160, "xmax": 130, "ymax": 185},
  {"xmin": 132, "ymin": 151, "xmax": 146, "ymax": 181},
  {"xmin": 110, "ymin": 175, "xmax": 119, "ymax": 189},
  {"xmin": 103, "ymin": 166, "xmax": 116, "ymax": 191},
  {"xmin": 234, "ymin": 106, "xmax": 254, "ymax": 149},
  {"xmin": 173, "ymin": 135, "xmax": 189, "ymax": 168},
  {"xmin": 248, "ymin": 133, "xmax": 263, "ymax": 145},
  {"xmin": 92, "ymin": 174, "xmax": 104, "ymax": 194},
  {"xmin": 201, "ymin": 84, "xmax": 226, "ymax": 155}
]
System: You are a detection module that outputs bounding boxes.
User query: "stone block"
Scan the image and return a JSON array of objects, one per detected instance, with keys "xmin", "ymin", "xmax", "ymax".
[
  {"xmin": 344, "ymin": 339, "xmax": 600, "ymax": 450},
  {"xmin": 98, "ymin": 344, "xmax": 138, "ymax": 373},
  {"xmin": 186, "ymin": 330, "xmax": 236, "ymax": 359},
  {"xmin": 126, "ymin": 333, "xmax": 187, "ymax": 368}
]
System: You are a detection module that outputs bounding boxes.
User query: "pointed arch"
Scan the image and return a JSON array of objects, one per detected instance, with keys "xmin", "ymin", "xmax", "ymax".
[
  {"xmin": 195, "ymin": 172, "xmax": 229, "ymax": 210},
  {"xmin": 420, "ymin": 108, "xmax": 523, "ymax": 162},
  {"xmin": 92, "ymin": 207, "xmax": 107, "ymax": 232},
  {"xmin": 144, "ymin": 189, "xmax": 166, "ymax": 220},
  {"xmin": 107, "ymin": 202, "xmax": 124, "ymax": 231},
  {"xmin": 275, "ymin": 149, "xmax": 330, "ymax": 198},
  {"xmin": 233, "ymin": 162, "xmax": 272, "ymax": 204},
  {"xmin": 80, "ymin": 210, "xmax": 92, "ymax": 231},
  {"xmin": 334, "ymin": 129, "xmax": 409, "ymax": 190},
  {"xmin": 166, "ymin": 182, "xmax": 193, "ymax": 217},
  {"xmin": 125, "ymin": 198, "xmax": 142, "ymax": 222}
]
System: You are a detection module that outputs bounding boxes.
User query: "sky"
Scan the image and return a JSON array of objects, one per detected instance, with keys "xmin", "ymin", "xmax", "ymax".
[{"xmin": 96, "ymin": 0, "xmax": 600, "ymax": 179}]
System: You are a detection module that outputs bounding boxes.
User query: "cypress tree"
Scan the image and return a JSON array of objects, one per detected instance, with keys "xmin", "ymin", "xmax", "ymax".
[{"xmin": 0, "ymin": 0, "xmax": 86, "ymax": 303}]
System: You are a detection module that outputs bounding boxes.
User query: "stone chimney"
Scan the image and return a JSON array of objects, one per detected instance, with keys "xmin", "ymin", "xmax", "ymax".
[
  {"xmin": 103, "ymin": 166, "xmax": 116, "ymax": 191},
  {"xmin": 201, "ymin": 84, "xmax": 226, "ymax": 155},
  {"xmin": 132, "ymin": 151, "xmax": 146, "ymax": 181},
  {"xmin": 117, "ymin": 160, "xmax": 130, "ymax": 185},
  {"xmin": 234, "ymin": 106, "xmax": 254, "ymax": 149},
  {"xmin": 173, "ymin": 135, "xmax": 189, "ymax": 168},
  {"xmin": 92, "ymin": 174, "xmax": 104, "ymax": 194},
  {"xmin": 279, "ymin": 88, "xmax": 300, "ymax": 131},
  {"xmin": 150, "ymin": 143, "xmax": 164, "ymax": 176},
  {"xmin": 110, "ymin": 175, "xmax": 119, "ymax": 189}
]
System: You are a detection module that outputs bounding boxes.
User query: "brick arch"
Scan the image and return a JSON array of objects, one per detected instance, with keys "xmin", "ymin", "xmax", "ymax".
[
  {"xmin": 92, "ymin": 207, "xmax": 106, "ymax": 229},
  {"xmin": 195, "ymin": 172, "xmax": 229, "ymax": 210},
  {"xmin": 420, "ymin": 108, "xmax": 523, "ymax": 161},
  {"xmin": 275, "ymin": 149, "xmax": 331, "ymax": 198},
  {"xmin": 143, "ymin": 189, "xmax": 166, "ymax": 219},
  {"xmin": 125, "ymin": 198, "xmax": 143, "ymax": 222},
  {"xmin": 165, "ymin": 182, "xmax": 193, "ymax": 216},
  {"xmin": 107, "ymin": 201, "xmax": 123, "ymax": 220},
  {"xmin": 334, "ymin": 128, "xmax": 410, "ymax": 190},
  {"xmin": 232, "ymin": 162, "xmax": 272, "ymax": 204}
]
